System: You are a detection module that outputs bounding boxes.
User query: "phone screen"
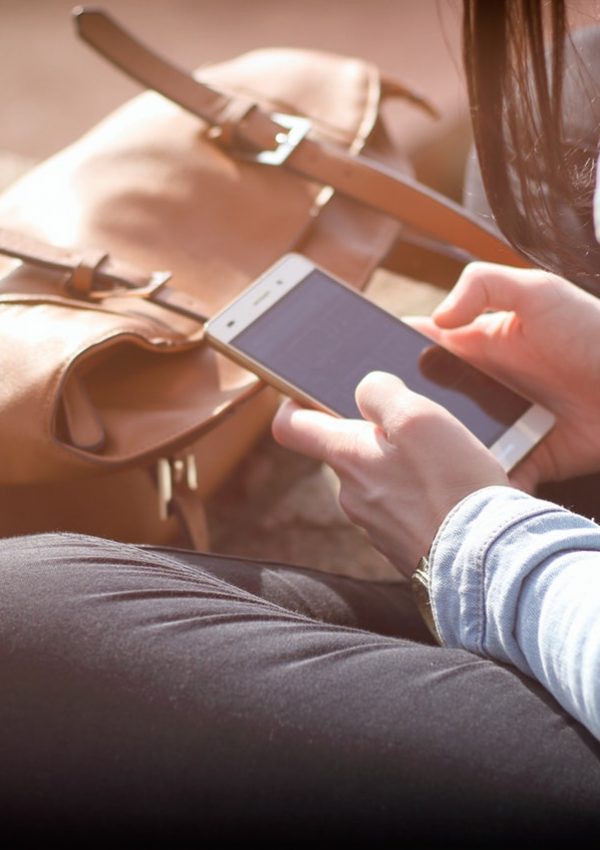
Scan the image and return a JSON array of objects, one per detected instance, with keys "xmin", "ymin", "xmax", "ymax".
[{"xmin": 229, "ymin": 268, "xmax": 530, "ymax": 448}]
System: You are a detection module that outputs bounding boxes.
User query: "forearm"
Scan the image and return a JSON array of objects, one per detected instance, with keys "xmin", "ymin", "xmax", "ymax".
[{"xmin": 430, "ymin": 486, "xmax": 600, "ymax": 740}]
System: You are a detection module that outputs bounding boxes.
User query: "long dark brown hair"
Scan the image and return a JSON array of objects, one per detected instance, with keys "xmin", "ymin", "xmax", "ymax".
[{"xmin": 463, "ymin": 0, "xmax": 600, "ymax": 290}]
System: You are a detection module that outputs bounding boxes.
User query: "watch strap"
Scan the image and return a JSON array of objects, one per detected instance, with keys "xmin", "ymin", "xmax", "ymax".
[{"xmin": 411, "ymin": 556, "xmax": 442, "ymax": 644}]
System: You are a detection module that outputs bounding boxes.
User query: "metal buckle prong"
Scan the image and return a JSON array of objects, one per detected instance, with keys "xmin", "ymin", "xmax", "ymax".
[{"xmin": 85, "ymin": 269, "xmax": 172, "ymax": 302}]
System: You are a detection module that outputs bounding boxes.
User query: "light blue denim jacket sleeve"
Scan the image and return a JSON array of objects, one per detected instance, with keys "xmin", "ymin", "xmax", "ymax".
[{"xmin": 429, "ymin": 485, "xmax": 600, "ymax": 741}]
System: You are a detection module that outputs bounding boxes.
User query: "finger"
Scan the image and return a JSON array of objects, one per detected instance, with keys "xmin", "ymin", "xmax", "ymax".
[
  {"xmin": 432, "ymin": 262, "xmax": 557, "ymax": 329},
  {"xmin": 508, "ymin": 449, "xmax": 545, "ymax": 494},
  {"xmin": 403, "ymin": 312, "xmax": 507, "ymax": 348},
  {"xmin": 402, "ymin": 314, "xmax": 496, "ymax": 376},
  {"xmin": 354, "ymin": 371, "xmax": 416, "ymax": 435},
  {"xmin": 272, "ymin": 398, "xmax": 359, "ymax": 464},
  {"xmin": 405, "ymin": 313, "xmax": 522, "ymax": 395},
  {"xmin": 402, "ymin": 315, "xmax": 444, "ymax": 343},
  {"xmin": 508, "ymin": 466, "xmax": 538, "ymax": 494}
]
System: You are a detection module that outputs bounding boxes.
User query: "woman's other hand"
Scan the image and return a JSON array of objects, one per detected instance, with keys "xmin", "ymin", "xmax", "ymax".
[
  {"xmin": 410, "ymin": 263, "xmax": 600, "ymax": 493},
  {"xmin": 272, "ymin": 373, "xmax": 507, "ymax": 577}
]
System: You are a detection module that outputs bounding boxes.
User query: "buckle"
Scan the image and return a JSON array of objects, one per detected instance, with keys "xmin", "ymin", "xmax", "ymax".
[
  {"xmin": 240, "ymin": 112, "xmax": 311, "ymax": 166},
  {"xmin": 157, "ymin": 454, "xmax": 199, "ymax": 521},
  {"xmin": 84, "ymin": 270, "xmax": 172, "ymax": 301}
]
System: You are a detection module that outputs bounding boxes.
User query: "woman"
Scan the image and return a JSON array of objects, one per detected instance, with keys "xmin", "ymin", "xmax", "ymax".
[{"xmin": 2, "ymin": 1, "xmax": 600, "ymax": 843}]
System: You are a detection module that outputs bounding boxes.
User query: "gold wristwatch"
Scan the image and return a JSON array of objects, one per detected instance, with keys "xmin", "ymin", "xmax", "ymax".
[{"xmin": 411, "ymin": 556, "xmax": 442, "ymax": 644}]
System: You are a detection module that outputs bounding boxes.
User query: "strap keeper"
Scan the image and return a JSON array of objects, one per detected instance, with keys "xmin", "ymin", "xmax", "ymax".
[
  {"xmin": 66, "ymin": 250, "xmax": 109, "ymax": 296},
  {"xmin": 209, "ymin": 97, "xmax": 256, "ymax": 149}
]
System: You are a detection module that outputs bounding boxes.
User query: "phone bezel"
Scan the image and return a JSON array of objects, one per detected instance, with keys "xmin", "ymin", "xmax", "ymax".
[{"xmin": 205, "ymin": 253, "xmax": 555, "ymax": 471}]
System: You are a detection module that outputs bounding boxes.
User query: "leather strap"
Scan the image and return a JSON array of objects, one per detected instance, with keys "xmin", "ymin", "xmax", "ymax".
[
  {"xmin": 0, "ymin": 227, "xmax": 209, "ymax": 322},
  {"xmin": 170, "ymin": 487, "xmax": 210, "ymax": 550},
  {"xmin": 74, "ymin": 7, "xmax": 529, "ymax": 269}
]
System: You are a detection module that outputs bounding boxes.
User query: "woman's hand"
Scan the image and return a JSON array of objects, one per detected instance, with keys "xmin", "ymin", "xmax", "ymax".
[
  {"xmin": 410, "ymin": 263, "xmax": 600, "ymax": 492},
  {"xmin": 272, "ymin": 372, "xmax": 508, "ymax": 578}
]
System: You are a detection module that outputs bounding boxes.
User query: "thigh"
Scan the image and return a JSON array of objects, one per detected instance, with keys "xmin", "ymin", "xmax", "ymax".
[
  {"xmin": 1, "ymin": 533, "xmax": 599, "ymax": 844},
  {"xmin": 147, "ymin": 543, "xmax": 433, "ymax": 641}
]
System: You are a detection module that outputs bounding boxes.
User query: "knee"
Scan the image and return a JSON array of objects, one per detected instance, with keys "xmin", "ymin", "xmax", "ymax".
[
  {"xmin": 0, "ymin": 531, "xmax": 109, "ymax": 572},
  {"xmin": 0, "ymin": 532, "xmax": 158, "ymax": 636},
  {"xmin": 0, "ymin": 531, "xmax": 147, "ymax": 601}
]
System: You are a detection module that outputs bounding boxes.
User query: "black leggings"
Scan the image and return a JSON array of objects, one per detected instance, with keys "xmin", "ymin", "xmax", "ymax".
[{"xmin": 1, "ymin": 531, "xmax": 599, "ymax": 845}]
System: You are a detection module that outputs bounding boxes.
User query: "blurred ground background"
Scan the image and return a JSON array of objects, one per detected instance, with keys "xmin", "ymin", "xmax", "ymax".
[
  {"xmin": 0, "ymin": 0, "xmax": 468, "ymax": 175},
  {"xmin": 0, "ymin": 0, "xmax": 470, "ymax": 579}
]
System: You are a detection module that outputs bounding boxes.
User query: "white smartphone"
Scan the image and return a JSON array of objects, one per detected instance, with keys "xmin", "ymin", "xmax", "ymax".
[{"xmin": 205, "ymin": 253, "xmax": 555, "ymax": 471}]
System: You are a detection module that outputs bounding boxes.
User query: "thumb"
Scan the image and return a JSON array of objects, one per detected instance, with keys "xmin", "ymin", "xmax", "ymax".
[
  {"xmin": 355, "ymin": 371, "xmax": 418, "ymax": 437},
  {"xmin": 432, "ymin": 263, "xmax": 553, "ymax": 329}
]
